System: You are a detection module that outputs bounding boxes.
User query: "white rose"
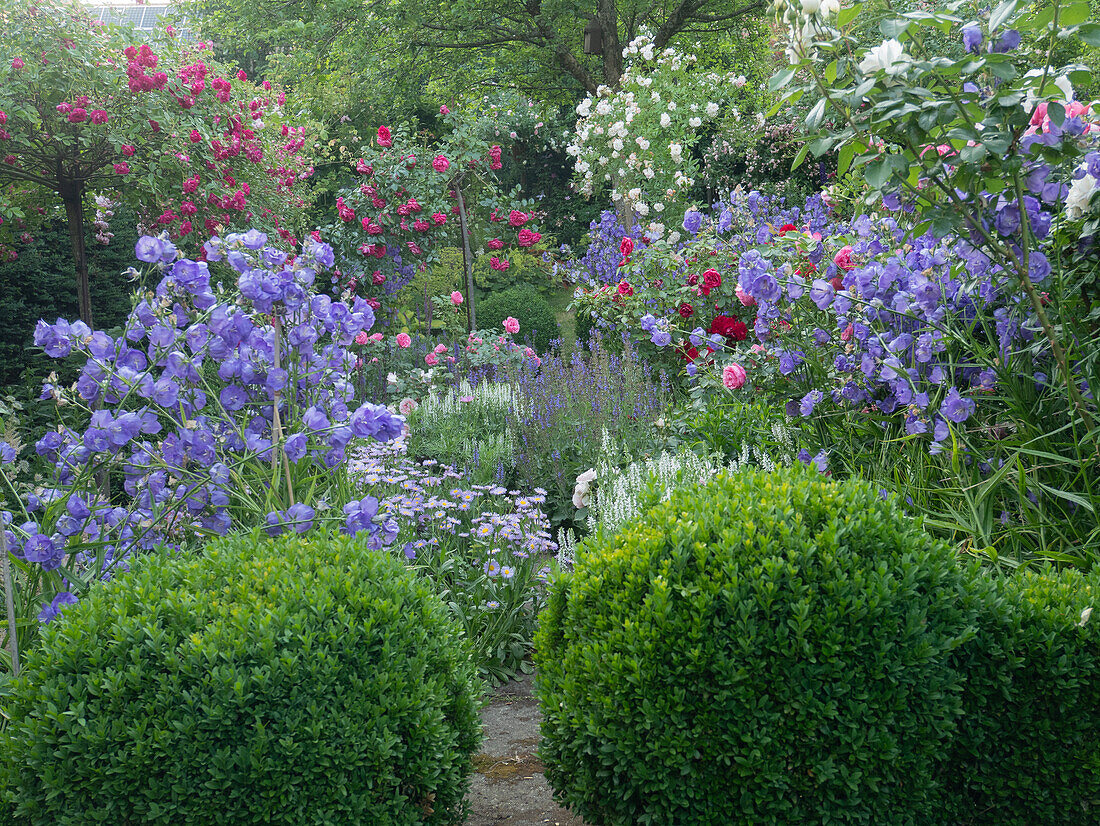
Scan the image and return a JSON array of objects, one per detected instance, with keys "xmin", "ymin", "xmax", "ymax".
[
  {"xmin": 821, "ymin": 0, "xmax": 840, "ymax": 14},
  {"xmin": 628, "ymin": 187, "xmax": 642, "ymax": 200},
  {"xmin": 1066, "ymin": 168, "xmax": 1097, "ymax": 219},
  {"xmin": 667, "ymin": 101, "xmax": 677, "ymax": 111},
  {"xmin": 596, "ymin": 99, "xmax": 612, "ymax": 116},
  {"xmin": 660, "ymin": 113, "xmax": 671, "ymax": 128},
  {"xmin": 667, "ymin": 231, "xmax": 682, "ymax": 245},
  {"xmin": 635, "ymin": 202, "xmax": 649, "ymax": 216},
  {"xmin": 859, "ymin": 38, "xmax": 909, "ymax": 76},
  {"xmin": 705, "ymin": 102, "xmax": 719, "ymax": 117},
  {"xmin": 654, "ymin": 202, "xmax": 664, "ymax": 213},
  {"xmin": 636, "ymin": 137, "xmax": 650, "ymax": 150},
  {"xmin": 576, "ymin": 99, "xmax": 592, "ymax": 117},
  {"xmin": 643, "ymin": 167, "xmax": 655, "ymax": 179},
  {"xmin": 801, "ymin": 0, "xmax": 821, "ymax": 13},
  {"xmin": 689, "ymin": 117, "xmax": 702, "ymax": 128},
  {"xmin": 612, "ymin": 138, "xmax": 624, "ymax": 151}
]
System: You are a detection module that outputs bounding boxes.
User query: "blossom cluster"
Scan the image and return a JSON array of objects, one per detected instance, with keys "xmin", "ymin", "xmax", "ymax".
[
  {"xmin": 6, "ymin": 229, "xmax": 404, "ymax": 622},
  {"xmin": 567, "ymin": 33, "xmax": 744, "ymax": 232}
]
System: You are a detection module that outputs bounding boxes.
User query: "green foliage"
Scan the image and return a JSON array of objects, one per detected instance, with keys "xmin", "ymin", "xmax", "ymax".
[
  {"xmin": 936, "ymin": 566, "xmax": 1100, "ymax": 826},
  {"xmin": 0, "ymin": 217, "xmax": 136, "ymax": 386},
  {"xmin": 405, "ymin": 382, "xmax": 516, "ymax": 484},
  {"xmin": 536, "ymin": 467, "xmax": 985, "ymax": 825},
  {"xmin": 472, "ymin": 249, "xmax": 553, "ymax": 298},
  {"xmin": 0, "ymin": 531, "xmax": 482, "ymax": 826},
  {"xmin": 476, "ymin": 285, "xmax": 560, "ymax": 353}
]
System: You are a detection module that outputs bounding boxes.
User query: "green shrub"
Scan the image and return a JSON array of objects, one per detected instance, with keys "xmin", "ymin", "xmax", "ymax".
[
  {"xmin": 935, "ymin": 566, "xmax": 1100, "ymax": 826},
  {"xmin": 476, "ymin": 285, "xmax": 560, "ymax": 353},
  {"xmin": 535, "ymin": 467, "xmax": 985, "ymax": 826},
  {"xmin": 0, "ymin": 531, "xmax": 482, "ymax": 826}
]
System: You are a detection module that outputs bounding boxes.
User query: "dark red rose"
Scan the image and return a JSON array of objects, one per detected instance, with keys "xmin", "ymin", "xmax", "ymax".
[{"xmin": 678, "ymin": 302, "xmax": 694, "ymax": 318}]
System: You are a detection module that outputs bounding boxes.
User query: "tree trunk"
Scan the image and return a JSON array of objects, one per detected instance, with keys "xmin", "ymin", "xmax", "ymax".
[
  {"xmin": 598, "ymin": 0, "xmax": 622, "ymax": 89},
  {"xmin": 455, "ymin": 184, "xmax": 477, "ymax": 333},
  {"xmin": 60, "ymin": 178, "xmax": 93, "ymax": 328}
]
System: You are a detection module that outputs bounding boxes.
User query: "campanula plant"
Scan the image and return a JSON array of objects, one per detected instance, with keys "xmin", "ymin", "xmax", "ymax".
[{"xmin": 0, "ymin": 229, "xmax": 403, "ymax": 675}]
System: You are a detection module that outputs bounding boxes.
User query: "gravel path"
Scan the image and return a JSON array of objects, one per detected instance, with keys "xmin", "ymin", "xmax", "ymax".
[{"xmin": 465, "ymin": 675, "xmax": 589, "ymax": 826}]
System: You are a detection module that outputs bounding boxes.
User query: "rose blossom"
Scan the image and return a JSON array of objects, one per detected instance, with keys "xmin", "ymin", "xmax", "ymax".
[
  {"xmin": 395, "ymin": 333, "xmax": 412, "ymax": 348},
  {"xmin": 833, "ymin": 245, "xmax": 855, "ymax": 271},
  {"xmin": 503, "ymin": 317, "xmax": 520, "ymax": 334},
  {"xmin": 722, "ymin": 363, "xmax": 747, "ymax": 390},
  {"xmin": 377, "ymin": 125, "xmax": 392, "ymax": 147},
  {"xmin": 424, "ymin": 352, "xmax": 439, "ymax": 366},
  {"xmin": 450, "ymin": 291, "xmax": 463, "ymax": 305},
  {"xmin": 432, "ymin": 154, "xmax": 450, "ymax": 173}
]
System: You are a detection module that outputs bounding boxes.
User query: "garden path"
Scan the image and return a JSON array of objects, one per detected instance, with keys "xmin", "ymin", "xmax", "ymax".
[{"xmin": 466, "ymin": 673, "xmax": 589, "ymax": 826}]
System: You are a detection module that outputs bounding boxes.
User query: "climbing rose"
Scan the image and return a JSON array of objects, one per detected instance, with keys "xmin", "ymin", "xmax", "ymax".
[
  {"xmin": 432, "ymin": 155, "xmax": 450, "ymax": 173},
  {"xmin": 377, "ymin": 126, "xmax": 392, "ymax": 147},
  {"xmin": 517, "ymin": 228, "xmax": 541, "ymax": 247},
  {"xmin": 508, "ymin": 210, "xmax": 528, "ymax": 227}
]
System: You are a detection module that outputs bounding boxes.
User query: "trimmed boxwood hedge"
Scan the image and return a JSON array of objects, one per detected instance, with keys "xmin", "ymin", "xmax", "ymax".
[
  {"xmin": 936, "ymin": 566, "xmax": 1100, "ymax": 825},
  {"xmin": 0, "ymin": 531, "xmax": 483, "ymax": 826},
  {"xmin": 476, "ymin": 285, "xmax": 560, "ymax": 354},
  {"xmin": 535, "ymin": 466, "xmax": 1100, "ymax": 825},
  {"xmin": 535, "ymin": 467, "xmax": 988, "ymax": 825}
]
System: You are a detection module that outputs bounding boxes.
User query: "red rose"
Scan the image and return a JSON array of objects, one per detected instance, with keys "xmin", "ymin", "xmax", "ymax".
[
  {"xmin": 377, "ymin": 125, "xmax": 392, "ymax": 147},
  {"xmin": 617, "ymin": 281, "xmax": 633, "ymax": 297},
  {"xmin": 702, "ymin": 269, "xmax": 721, "ymax": 291},
  {"xmin": 709, "ymin": 315, "xmax": 747, "ymax": 341},
  {"xmin": 778, "ymin": 223, "xmax": 797, "ymax": 234},
  {"xmin": 508, "ymin": 210, "xmax": 528, "ymax": 227},
  {"xmin": 678, "ymin": 302, "xmax": 694, "ymax": 319},
  {"xmin": 620, "ymin": 237, "xmax": 634, "ymax": 258}
]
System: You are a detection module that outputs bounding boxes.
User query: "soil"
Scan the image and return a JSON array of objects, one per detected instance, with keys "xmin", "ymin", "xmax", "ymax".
[{"xmin": 465, "ymin": 674, "xmax": 589, "ymax": 826}]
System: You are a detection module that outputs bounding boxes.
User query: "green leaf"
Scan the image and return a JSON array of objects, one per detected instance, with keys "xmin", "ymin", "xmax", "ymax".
[
  {"xmin": 1080, "ymin": 23, "xmax": 1100, "ymax": 46},
  {"xmin": 837, "ymin": 5, "xmax": 860, "ymax": 26},
  {"xmin": 824, "ymin": 60, "xmax": 838, "ymax": 85},
  {"xmin": 837, "ymin": 141, "xmax": 858, "ymax": 176},
  {"xmin": 1061, "ymin": 1, "xmax": 1091, "ymax": 26},
  {"xmin": 769, "ymin": 67, "xmax": 798, "ymax": 92},
  {"xmin": 880, "ymin": 18, "xmax": 910, "ymax": 38},
  {"xmin": 791, "ymin": 141, "xmax": 811, "ymax": 171},
  {"xmin": 989, "ymin": 0, "xmax": 1018, "ymax": 31},
  {"xmin": 1047, "ymin": 101, "xmax": 1066, "ymax": 127},
  {"xmin": 805, "ymin": 97, "xmax": 827, "ymax": 132}
]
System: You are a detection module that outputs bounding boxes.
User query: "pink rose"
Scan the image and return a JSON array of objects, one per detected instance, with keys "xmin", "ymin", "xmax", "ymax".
[
  {"xmin": 113, "ymin": 162, "xmax": 130, "ymax": 175},
  {"xmin": 503, "ymin": 317, "xmax": 520, "ymax": 334},
  {"xmin": 450, "ymin": 291, "xmax": 463, "ymax": 305},
  {"xmin": 433, "ymin": 343, "xmax": 448, "ymax": 354},
  {"xmin": 396, "ymin": 333, "xmax": 412, "ymax": 348},
  {"xmin": 398, "ymin": 397, "xmax": 418, "ymax": 415},
  {"xmin": 489, "ymin": 256, "xmax": 510, "ymax": 271},
  {"xmin": 354, "ymin": 331, "xmax": 370, "ymax": 345},
  {"xmin": 487, "ymin": 238, "xmax": 504, "ymax": 250},
  {"xmin": 377, "ymin": 125, "xmax": 392, "ymax": 147},
  {"xmin": 90, "ymin": 110, "xmax": 108, "ymax": 124},
  {"xmin": 440, "ymin": 104, "xmax": 451, "ymax": 115},
  {"xmin": 432, "ymin": 212, "xmax": 447, "ymax": 225},
  {"xmin": 722, "ymin": 363, "xmax": 747, "ymax": 390},
  {"xmin": 121, "ymin": 144, "xmax": 136, "ymax": 157},
  {"xmin": 833, "ymin": 245, "xmax": 855, "ymax": 271},
  {"xmin": 432, "ymin": 154, "xmax": 450, "ymax": 173},
  {"xmin": 424, "ymin": 352, "xmax": 439, "ymax": 366},
  {"xmin": 508, "ymin": 210, "xmax": 528, "ymax": 227},
  {"xmin": 735, "ymin": 284, "xmax": 756, "ymax": 308},
  {"xmin": 11, "ymin": 59, "xmax": 24, "ymax": 70},
  {"xmin": 370, "ymin": 333, "xmax": 383, "ymax": 342},
  {"xmin": 517, "ymin": 228, "xmax": 541, "ymax": 247}
]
